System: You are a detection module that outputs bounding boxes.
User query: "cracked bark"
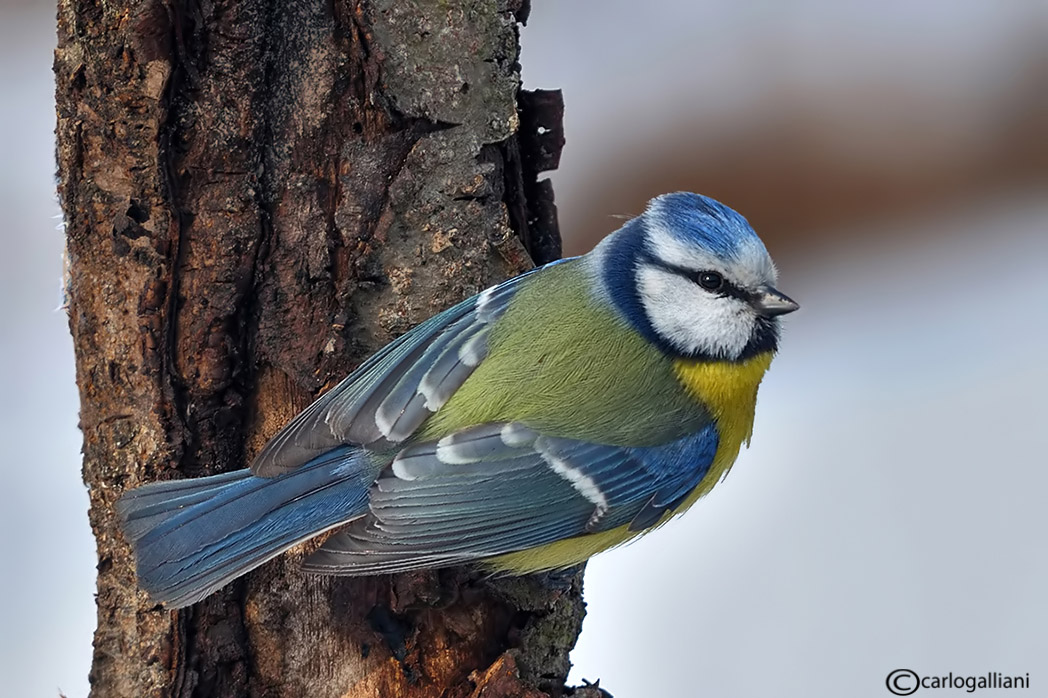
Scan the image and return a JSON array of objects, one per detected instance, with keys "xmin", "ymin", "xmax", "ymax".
[{"xmin": 55, "ymin": 1, "xmax": 589, "ymax": 696}]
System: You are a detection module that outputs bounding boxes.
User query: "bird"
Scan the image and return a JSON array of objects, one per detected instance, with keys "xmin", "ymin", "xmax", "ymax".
[{"xmin": 117, "ymin": 191, "xmax": 799, "ymax": 607}]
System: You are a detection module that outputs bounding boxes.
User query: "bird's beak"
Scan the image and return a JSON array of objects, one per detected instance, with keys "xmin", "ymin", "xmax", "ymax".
[{"xmin": 752, "ymin": 286, "xmax": 799, "ymax": 317}]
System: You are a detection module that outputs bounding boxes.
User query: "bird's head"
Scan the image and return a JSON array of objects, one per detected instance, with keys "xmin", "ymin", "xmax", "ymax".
[{"xmin": 595, "ymin": 192, "xmax": 798, "ymax": 362}]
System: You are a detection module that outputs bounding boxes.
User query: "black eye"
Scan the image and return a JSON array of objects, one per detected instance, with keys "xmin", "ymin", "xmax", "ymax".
[{"xmin": 697, "ymin": 271, "xmax": 724, "ymax": 291}]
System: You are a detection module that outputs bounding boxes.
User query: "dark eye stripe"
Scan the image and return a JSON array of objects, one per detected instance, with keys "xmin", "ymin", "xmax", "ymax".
[{"xmin": 644, "ymin": 255, "xmax": 754, "ymax": 302}]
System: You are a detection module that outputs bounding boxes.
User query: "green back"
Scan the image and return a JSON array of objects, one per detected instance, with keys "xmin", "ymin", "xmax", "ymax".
[{"xmin": 416, "ymin": 259, "xmax": 710, "ymax": 446}]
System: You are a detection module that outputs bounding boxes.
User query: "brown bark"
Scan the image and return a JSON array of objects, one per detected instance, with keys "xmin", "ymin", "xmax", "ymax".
[{"xmin": 55, "ymin": 1, "xmax": 589, "ymax": 696}]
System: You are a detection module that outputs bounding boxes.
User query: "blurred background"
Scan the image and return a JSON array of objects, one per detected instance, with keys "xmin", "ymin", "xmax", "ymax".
[{"xmin": 3, "ymin": 1, "xmax": 1046, "ymax": 696}]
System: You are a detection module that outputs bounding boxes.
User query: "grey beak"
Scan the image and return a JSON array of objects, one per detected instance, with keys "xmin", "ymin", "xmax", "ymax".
[{"xmin": 752, "ymin": 286, "xmax": 799, "ymax": 317}]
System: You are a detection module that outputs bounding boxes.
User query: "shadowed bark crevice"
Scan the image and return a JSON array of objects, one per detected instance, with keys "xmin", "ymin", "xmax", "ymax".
[{"xmin": 56, "ymin": 1, "xmax": 588, "ymax": 697}]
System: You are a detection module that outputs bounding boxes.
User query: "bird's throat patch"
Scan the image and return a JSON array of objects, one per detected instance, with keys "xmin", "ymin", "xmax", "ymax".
[
  {"xmin": 669, "ymin": 351, "xmax": 775, "ymax": 513},
  {"xmin": 673, "ymin": 352, "xmax": 774, "ymax": 446}
]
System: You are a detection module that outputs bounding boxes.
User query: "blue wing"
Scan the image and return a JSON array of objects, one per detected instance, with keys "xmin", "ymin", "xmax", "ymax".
[
  {"xmin": 301, "ymin": 421, "xmax": 719, "ymax": 574},
  {"xmin": 252, "ymin": 260, "xmax": 573, "ymax": 476}
]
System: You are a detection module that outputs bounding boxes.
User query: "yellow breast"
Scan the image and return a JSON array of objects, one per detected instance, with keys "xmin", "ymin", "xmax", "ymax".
[
  {"xmin": 671, "ymin": 351, "xmax": 774, "ymax": 511},
  {"xmin": 486, "ymin": 352, "xmax": 775, "ymax": 574}
]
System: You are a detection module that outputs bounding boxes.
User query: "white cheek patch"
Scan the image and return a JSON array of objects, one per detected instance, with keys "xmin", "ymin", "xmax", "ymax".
[{"xmin": 637, "ymin": 265, "xmax": 755, "ymax": 359}]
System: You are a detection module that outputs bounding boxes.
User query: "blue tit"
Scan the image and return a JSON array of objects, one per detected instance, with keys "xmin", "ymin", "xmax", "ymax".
[{"xmin": 118, "ymin": 191, "xmax": 798, "ymax": 607}]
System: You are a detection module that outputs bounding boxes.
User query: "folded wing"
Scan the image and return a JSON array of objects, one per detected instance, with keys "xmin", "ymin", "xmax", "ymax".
[
  {"xmin": 252, "ymin": 263, "xmax": 565, "ymax": 477},
  {"xmin": 302, "ymin": 421, "xmax": 720, "ymax": 575}
]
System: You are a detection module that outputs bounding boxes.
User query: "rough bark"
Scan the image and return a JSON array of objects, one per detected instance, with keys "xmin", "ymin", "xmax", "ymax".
[{"xmin": 55, "ymin": 1, "xmax": 587, "ymax": 696}]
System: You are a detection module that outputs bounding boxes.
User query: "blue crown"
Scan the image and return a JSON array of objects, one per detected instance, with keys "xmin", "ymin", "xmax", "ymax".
[
  {"xmin": 598, "ymin": 192, "xmax": 774, "ymax": 360},
  {"xmin": 646, "ymin": 192, "xmax": 765, "ymax": 262}
]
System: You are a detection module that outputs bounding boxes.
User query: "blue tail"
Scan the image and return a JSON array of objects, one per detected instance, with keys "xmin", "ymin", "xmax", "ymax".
[{"xmin": 116, "ymin": 446, "xmax": 373, "ymax": 607}]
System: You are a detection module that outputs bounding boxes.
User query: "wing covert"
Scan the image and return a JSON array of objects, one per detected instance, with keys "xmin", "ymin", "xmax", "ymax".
[
  {"xmin": 302, "ymin": 421, "xmax": 719, "ymax": 574},
  {"xmin": 251, "ymin": 262, "xmax": 565, "ymax": 477}
]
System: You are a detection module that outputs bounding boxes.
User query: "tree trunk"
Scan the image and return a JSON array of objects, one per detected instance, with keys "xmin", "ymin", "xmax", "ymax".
[{"xmin": 55, "ymin": 1, "xmax": 584, "ymax": 696}]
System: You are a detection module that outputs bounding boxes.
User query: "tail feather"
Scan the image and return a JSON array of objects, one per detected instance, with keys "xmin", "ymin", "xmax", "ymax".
[
  {"xmin": 119, "ymin": 469, "xmax": 250, "ymax": 542},
  {"xmin": 117, "ymin": 446, "xmax": 372, "ymax": 608}
]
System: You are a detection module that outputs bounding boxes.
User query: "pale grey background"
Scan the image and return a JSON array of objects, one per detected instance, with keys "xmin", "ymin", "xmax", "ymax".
[{"xmin": 3, "ymin": 2, "xmax": 1046, "ymax": 696}]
